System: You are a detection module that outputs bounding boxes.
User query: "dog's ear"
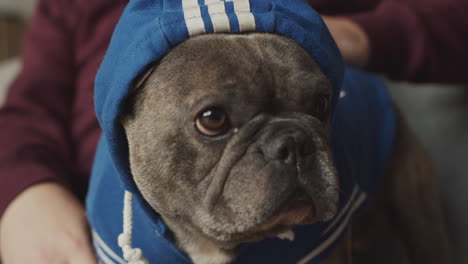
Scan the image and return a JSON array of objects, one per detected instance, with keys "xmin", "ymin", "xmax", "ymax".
[
  {"xmin": 120, "ymin": 64, "xmax": 157, "ymax": 126},
  {"xmin": 134, "ymin": 65, "xmax": 157, "ymax": 91}
]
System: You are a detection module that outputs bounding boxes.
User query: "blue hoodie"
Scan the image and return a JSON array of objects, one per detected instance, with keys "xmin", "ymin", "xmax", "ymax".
[{"xmin": 87, "ymin": 0, "xmax": 396, "ymax": 263}]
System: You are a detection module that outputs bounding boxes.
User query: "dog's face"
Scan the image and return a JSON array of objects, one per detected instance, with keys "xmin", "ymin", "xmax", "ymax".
[{"xmin": 121, "ymin": 33, "xmax": 339, "ymax": 248}]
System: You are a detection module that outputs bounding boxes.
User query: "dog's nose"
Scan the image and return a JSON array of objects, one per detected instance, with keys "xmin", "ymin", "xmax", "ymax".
[{"xmin": 262, "ymin": 133, "xmax": 305, "ymax": 165}]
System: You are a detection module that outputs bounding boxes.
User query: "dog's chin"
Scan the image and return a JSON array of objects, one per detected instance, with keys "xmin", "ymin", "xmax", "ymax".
[{"xmin": 201, "ymin": 196, "xmax": 334, "ymax": 249}]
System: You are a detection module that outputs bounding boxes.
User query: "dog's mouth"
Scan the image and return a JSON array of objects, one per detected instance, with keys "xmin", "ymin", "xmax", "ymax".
[
  {"xmin": 198, "ymin": 150, "xmax": 338, "ymax": 246},
  {"xmin": 257, "ymin": 192, "xmax": 318, "ymax": 231},
  {"xmin": 202, "ymin": 192, "xmax": 322, "ymax": 246}
]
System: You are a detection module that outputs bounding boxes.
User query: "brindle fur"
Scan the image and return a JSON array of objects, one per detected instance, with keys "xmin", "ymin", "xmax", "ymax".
[{"xmin": 121, "ymin": 33, "xmax": 450, "ymax": 264}]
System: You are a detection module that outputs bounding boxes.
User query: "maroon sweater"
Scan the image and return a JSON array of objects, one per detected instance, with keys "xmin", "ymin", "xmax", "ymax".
[{"xmin": 0, "ymin": 0, "xmax": 467, "ymax": 217}]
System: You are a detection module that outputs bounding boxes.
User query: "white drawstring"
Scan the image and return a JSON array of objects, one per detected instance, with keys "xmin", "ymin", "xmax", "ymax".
[{"xmin": 118, "ymin": 191, "xmax": 149, "ymax": 264}]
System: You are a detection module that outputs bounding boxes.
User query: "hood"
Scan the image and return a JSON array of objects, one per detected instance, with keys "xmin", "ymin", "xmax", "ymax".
[
  {"xmin": 94, "ymin": 0, "xmax": 344, "ymax": 195},
  {"xmin": 88, "ymin": 1, "xmax": 395, "ymax": 263}
]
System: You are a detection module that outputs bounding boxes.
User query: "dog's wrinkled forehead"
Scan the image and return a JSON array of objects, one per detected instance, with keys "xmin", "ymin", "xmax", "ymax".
[{"xmin": 137, "ymin": 34, "xmax": 332, "ymax": 111}]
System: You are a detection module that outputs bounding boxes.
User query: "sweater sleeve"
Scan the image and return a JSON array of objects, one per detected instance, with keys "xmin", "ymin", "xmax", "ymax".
[
  {"xmin": 348, "ymin": 0, "xmax": 468, "ymax": 83},
  {"xmin": 0, "ymin": 0, "xmax": 77, "ymax": 217}
]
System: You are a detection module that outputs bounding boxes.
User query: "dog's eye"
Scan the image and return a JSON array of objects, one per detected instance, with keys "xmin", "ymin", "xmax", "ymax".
[
  {"xmin": 195, "ymin": 108, "xmax": 229, "ymax": 136},
  {"xmin": 314, "ymin": 95, "xmax": 330, "ymax": 120}
]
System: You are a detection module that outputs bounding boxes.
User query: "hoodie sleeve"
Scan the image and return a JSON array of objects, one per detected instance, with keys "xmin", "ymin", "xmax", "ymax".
[
  {"xmin": 0, "ymin": 0, "xmax": 77, "ymax": 218},
  {"xmin": 347, "ymin": 0, "xmax": 468, "ymax": 83}
]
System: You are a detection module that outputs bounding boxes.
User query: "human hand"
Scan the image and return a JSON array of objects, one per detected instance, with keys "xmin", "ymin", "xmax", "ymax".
[
  {"xmin": 0, "ymin": 182, "xmax": 97, "ymax": 264},
  {"xmin": 322, "ymin": 16, "xmax": 370, "ymax": 68}
]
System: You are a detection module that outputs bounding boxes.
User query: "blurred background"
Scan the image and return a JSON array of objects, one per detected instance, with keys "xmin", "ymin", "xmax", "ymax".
[
  {"xmin": 0, "ymin": 0, "xmax": 34, "ymax": 104},
  {"xmin": 0, "ymin": 0, "xmax": 466, "ymax": 263}
]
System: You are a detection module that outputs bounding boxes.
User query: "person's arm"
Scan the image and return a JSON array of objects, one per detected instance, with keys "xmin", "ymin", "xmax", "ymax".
[
  {"xmin": 0, "ymin": 0, "xmax": 96, "ymax": 262},
  {"xmin": 0, "ymin": 0, "xmax": 76, "ymax": 217},
  {"xmin": 0, "ymin": 183, "xmax": 97, "ymax": 263},
  {"xmin": 323, "ymin": 0, "xmax": 468, "ymax": 83}
]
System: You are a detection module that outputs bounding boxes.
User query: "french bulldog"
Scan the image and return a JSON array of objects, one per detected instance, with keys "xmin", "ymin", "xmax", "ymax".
[{"xmin": 120, "ymin": 33, "xmax": 451, "ymax": 264}]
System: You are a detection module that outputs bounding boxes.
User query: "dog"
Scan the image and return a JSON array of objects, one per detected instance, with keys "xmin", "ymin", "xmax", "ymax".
[
  {"xmin": 118, "ymin": 33, "xmax": 450, "ymax": 264},
  {"xmin": 87, "ymin": 1, "xmax": 450, "ymax": 263}
]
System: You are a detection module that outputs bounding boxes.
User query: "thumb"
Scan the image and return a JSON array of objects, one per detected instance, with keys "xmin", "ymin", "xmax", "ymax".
[{"xmin": 322, "ymin": 15, "xmax": 370, "ymax": 68}]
